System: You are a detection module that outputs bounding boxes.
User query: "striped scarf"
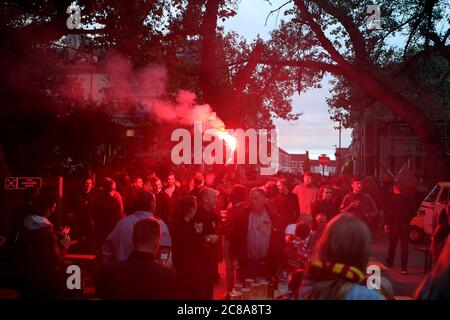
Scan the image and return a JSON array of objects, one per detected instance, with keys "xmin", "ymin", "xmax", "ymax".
[{"xmin": 307, "ymin": 260, "xmax": 367, "ymax": 285}]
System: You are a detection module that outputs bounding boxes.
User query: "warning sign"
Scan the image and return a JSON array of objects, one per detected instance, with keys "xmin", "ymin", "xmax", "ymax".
[{"xmin": 5, "ymin": 177, "xmax": 42, "ymax": 190}]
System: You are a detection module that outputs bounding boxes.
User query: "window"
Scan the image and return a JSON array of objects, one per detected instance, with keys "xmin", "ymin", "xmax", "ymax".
[
  {"xmin": 438, "ymin": 187, "xmax": 449, "ymax": 204},
  {"xmin": 424, "ymin": 185, "xmax": 440, "ymax": 202}
]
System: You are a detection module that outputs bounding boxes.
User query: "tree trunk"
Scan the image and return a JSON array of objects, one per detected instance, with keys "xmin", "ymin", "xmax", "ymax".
[
  {"xmin": 199, "ymin": 1, "xmax": 266, "ymax": 129},
  {"xmin": 199, "ymin": 0, "xmax": 220, "ymax": 104}
]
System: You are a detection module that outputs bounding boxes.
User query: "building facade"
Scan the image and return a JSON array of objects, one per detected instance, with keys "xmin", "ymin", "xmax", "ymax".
[
  {"xmin": 278, "ymin": 148, "xmax": 310, "ymax": 174},
  {"xmin": 347, "ymin": 109, "xmax": 450, "ymax": 180}
]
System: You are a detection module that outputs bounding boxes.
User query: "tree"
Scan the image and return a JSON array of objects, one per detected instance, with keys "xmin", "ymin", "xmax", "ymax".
[
  {"xmin": 254, "ymin": 0, "xmax": 449, "ymax": 181},
  {"xmin": 0, "ymin": 0, "xmax": 301, "ymax": 175}
]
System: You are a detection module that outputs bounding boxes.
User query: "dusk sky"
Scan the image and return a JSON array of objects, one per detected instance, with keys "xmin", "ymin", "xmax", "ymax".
[{"xmin": 221, "ymin": 0, "xmax": 353, "ymax": 160}]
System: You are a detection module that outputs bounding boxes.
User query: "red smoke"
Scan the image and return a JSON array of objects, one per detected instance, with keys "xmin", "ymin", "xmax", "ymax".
[{"xmin": 93, "ymin": 52, "xmax": 226, "ymax": 130}]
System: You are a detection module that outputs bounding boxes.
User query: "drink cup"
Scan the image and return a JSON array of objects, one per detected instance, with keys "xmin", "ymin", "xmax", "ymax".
[
  {"xmin": 244, "ymin": 278, "xmax": 255, "ymax": 288},
  {"xmin": 259, "ymin": 280, "xmax": 269, "ymax": 299},
  {"xmin": 241, "ymin": 288, "xmax": 251, "ymax": 300},
  {"xmin": 250, "ymin": 282, "xmax": 262, "ymax": 300},
  {"xmin": 234, "ymin": 282, "xmax": 243, "ymax": 292},
  {"xmin": 229, "ymin": 290, "xmax": 242, "ymax": 300}
]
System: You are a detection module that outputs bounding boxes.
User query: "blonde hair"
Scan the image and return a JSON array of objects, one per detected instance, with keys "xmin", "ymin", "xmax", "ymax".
[
  {"xmin": 303, "ymin": 213, "xmax": 371, "ymax": 300},
  {"xmin": 317, "ymin": 213, "xmax": 371, "ymax": 271}
]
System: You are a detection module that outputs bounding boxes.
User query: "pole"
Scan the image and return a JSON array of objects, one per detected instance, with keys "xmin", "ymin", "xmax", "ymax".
[{"xmin": 338, "ymin": 119, "xmax": 342, "ymax": 174}]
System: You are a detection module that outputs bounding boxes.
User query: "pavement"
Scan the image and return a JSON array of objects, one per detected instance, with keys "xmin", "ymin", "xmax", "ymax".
[{"xmin": 370, "ymin": 231, "xmax": 428, "ymax": 298}]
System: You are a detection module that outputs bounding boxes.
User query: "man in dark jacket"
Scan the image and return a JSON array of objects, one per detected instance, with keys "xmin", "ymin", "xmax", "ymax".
[
  {"xmin": 223, "ymin": 184, "xmax": 248, "ymax": 294},
  {"xmin": 122, "ymin": 176, "xmax": 143, "ymax": 215},
  {"xmin": 340, "ymin": 176, "xmax": 378, "ymax": 227},
  {"xmin": 151, "ymin": 177, "xmax": 171, "ymax": 224},
  {"xmin": 192, "ymin": 187, "xmax": 219, "ymax": 299},
  {"xmin": 229, "ymin": 188, "xmax": 285, "ymax": 282},
  {"xmin": 66, "ymin": 177, "xmax": 95, "ymax": 253},
  {"xmin": 384, "ymin": 182, "xmax": 415, "ymax": 273},
  {"xmin": 98, "ymin": 217, "xmax": 178, "ymax": 299},
  {"xmin": 188, "ymin": 172, "xmax": 204, "ymax": 198},
  {"xmin": 311, "ymin": 185, "xmax": 336, "ymax": 229},
  {"xmin": 92, "ymin": 177, "xmax": 124, "ymax": 252},
  {"xmin": 164, "ymin": 172, "xmax": 182, "ymax": 223},
  {"xmin": 273, "ymin": 179, "xmax": 300, "ymax": 229}
]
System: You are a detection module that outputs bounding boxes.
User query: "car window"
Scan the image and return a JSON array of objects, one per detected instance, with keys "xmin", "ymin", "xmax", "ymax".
[
  {"xmin": 424, "ymin": 185, "xmax": 440, "ymax": 202},
  {"xmin": 438, "ymin": 187, "xmax": 449, "ymax": 204}
]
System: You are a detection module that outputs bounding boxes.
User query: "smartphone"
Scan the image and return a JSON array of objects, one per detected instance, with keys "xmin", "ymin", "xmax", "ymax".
[{"xmin": 159, "ymin": 246, "xmax": 170, "ymax": 263}]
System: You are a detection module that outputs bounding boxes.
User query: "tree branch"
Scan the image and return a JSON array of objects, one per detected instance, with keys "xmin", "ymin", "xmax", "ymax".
[
  {"xmin": 261, "ymin": 65, "xmax": 281, "ymax": 95},
  {"xmin": 259, "ymin": 59, "xmax": 343, "ymax": 75},
  {"xmin": 234, "ymin": 43, "xmax": 265, "ymax": 93},
  {"xmin": 312, "ymin": 0, "xmax": 369, "ymax": 65},
  {"xmin": 374, "ymin": 14, "xmax": 417, "ymax": 49},
  {"xmin": 403, "ymin": 18, "xmax": 423, "ymax": 61},
  {"xmin": 265, "ymin": 0, "xmax": 292, "ymax": 26},
  {"xmin": 443, "ymin": 28, "xmax": 450, "ymax": 43},
  {"xmin": 292, "ymin": 0, "xmax": 348, "ymax": 67}
]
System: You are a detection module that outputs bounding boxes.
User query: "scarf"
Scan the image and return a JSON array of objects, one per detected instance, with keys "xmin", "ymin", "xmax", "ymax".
[{"xmin": 307, "ymin": 260, "xmax": 367, "ymax": 285}]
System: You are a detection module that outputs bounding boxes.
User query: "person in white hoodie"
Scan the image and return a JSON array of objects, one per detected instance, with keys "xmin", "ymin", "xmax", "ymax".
[{"xmin": 16, "ymin": 188, "xmax": 70, "ymax": 299}]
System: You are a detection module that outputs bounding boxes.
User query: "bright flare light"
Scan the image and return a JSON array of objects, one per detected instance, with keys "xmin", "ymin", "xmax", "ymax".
[
  {"xmin": 218, "ymin": 130, "xmax": 237, "ymax": 152},
  {"xmin": 218, "ymin": 129, "xmax": 237, "ymax": 164}
]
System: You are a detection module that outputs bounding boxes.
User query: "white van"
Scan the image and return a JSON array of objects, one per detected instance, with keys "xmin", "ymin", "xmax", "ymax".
[{"xmin": 409, "ymin": 182, "xmax": 450, "ymax": 243}]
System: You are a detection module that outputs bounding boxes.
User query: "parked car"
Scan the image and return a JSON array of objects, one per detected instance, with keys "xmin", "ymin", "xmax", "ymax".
[{"xmin": 409, "ymin": 182, "xmax": 450, "ymax": 244}]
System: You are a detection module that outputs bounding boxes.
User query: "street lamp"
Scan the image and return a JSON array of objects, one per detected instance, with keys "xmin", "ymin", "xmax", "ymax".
[
  {"xmin": 334, "ymin": 116, "xmax": 343, "ymax": 174},
  {"xmin": 333, "ymin": 144, "xmax": 338, "ymax": 175}
]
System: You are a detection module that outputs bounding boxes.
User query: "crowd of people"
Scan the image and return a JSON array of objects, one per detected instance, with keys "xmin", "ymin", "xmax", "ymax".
[{"xmin": 1, "ymin": 167, "xmax": 449, "ymax": 300}]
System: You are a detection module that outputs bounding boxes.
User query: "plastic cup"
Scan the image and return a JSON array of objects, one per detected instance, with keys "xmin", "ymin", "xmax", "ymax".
[
  {"xmin": 234, "ymin": 283, "xmax": 243, "ymax": 292},
  {"xmin": 250, "ymin": 282, "xmax": 262, "ymax": 300},
  {"xmin": 244, "ymin": 278, "xmax": 255, "ymax": 288},
  {"xmin": 241, "ymin": 288, "xmax": 251, "ymax": 300},
  {"xmin": 259, "ymin": 280, "xmax": 269, "ymax": 299},
  {"xmin": 229, "ymin": 290, "xmax": 242, "ymax": 300}
]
